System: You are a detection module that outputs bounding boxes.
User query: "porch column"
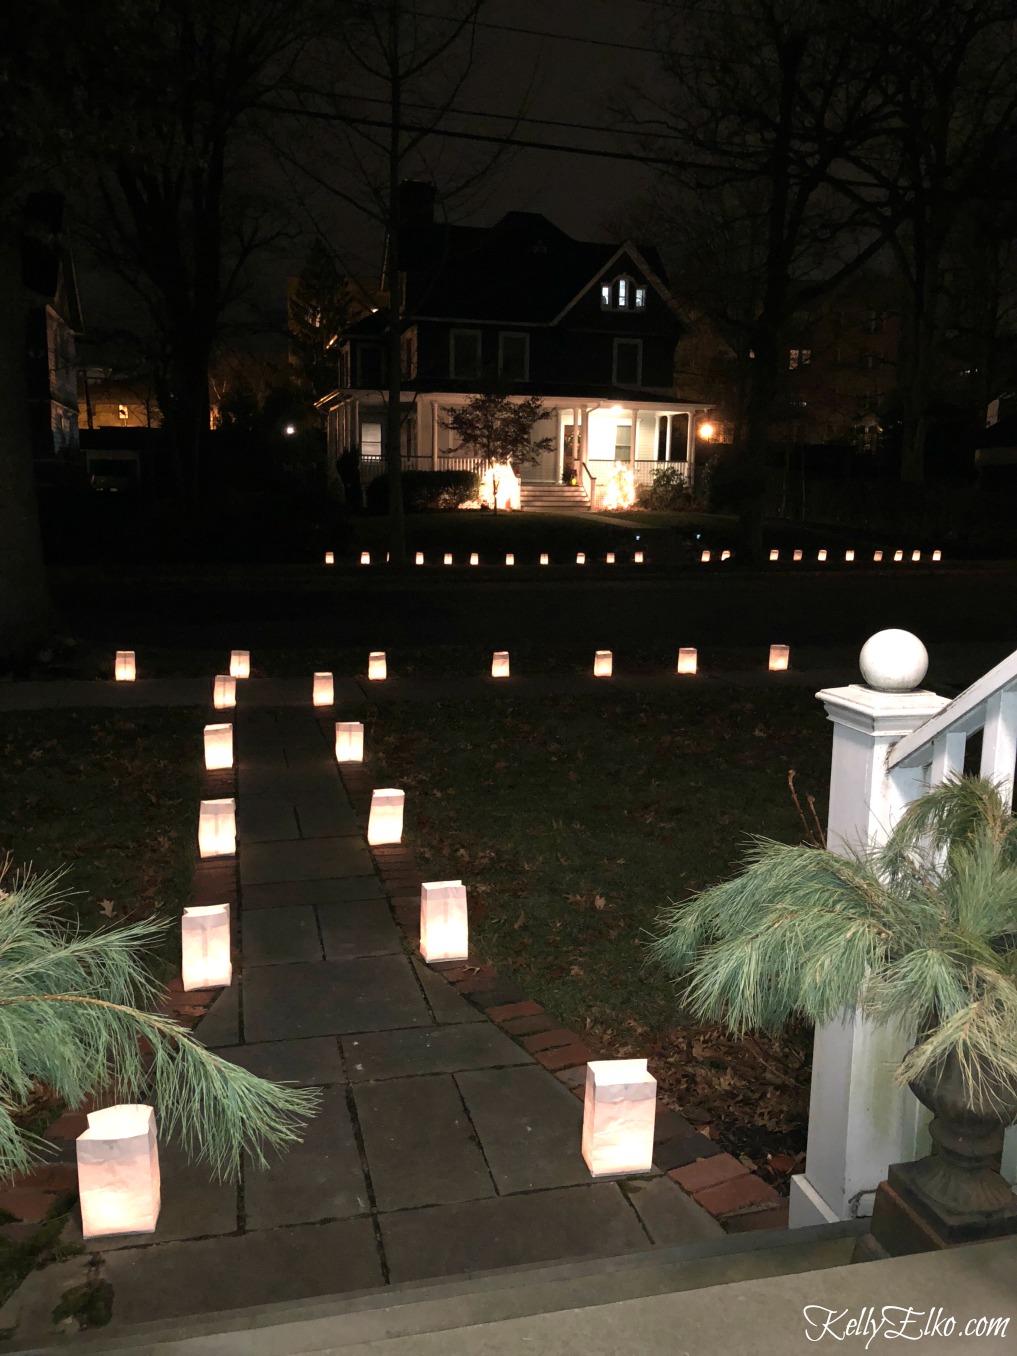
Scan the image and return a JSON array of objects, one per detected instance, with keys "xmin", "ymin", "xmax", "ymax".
[
  {"xmin": 685, "ymin": 411, "xmax": 696, "ymax": 469},
  {"xmin": 352, "ymin": 399, "xmax": 360, "ymax": 450},
  {"xmin": 554, "ymin": 406, "xmax": 562, "ymax": 480},
  {"xmin": 664, "ymin": 414, "xmax": 672, "ymax": 462},
  {"xmin": 430, "ymin": 399, "xmax": 439, "ymax": 471},
  {"xmin": 788, "ymin": 679, "xmax": 950, "ymax": 1228}
]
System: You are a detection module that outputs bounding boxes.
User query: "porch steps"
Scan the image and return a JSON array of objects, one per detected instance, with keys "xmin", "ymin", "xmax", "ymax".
[
  {"xmin": 62, "ymin": 1220, "xmax": 865, "ymax": 1354},
  {"xmin": 520, "ymin": 482, "xmax": 590, "ymax": 512}
]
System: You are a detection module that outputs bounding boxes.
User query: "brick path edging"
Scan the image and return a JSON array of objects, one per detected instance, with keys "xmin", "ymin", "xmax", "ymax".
[{"xmin": 339, "ymin": 760, "xmax": 788, "ymax": 1235}]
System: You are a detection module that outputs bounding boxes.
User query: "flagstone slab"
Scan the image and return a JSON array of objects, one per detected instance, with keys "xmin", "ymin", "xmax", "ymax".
[
  {"xmin": 455, "ymin": 1065, "xmax": 590, "ymax": 1194},
  {"xmin": 380, "ymin": 1182, "xmax": 652, "ymax": 1284},
  {"xmin": 318, "ymin": 898, "xmax": 403, "ymax": 960},
  {"xmin": 410, "ymin": 956, "xmax": 487, "ymax": 1024},
  {"xmin": 192, "ymin": 980, "xmax": 240, "ymax": 1049},
  {"xmin": 245, "ymin": 1086, "xmax": 368, "ymax": 1229},
  {"xmin": 241, "ymin": 905, "xmax": 322, "ymax": 965},
  {"xmin": 100, "ymin": 1216, "xmax": 382, "ymax": 1325},
  {"xmin": 70, "ymin": 1143, "xmax": 238, "ymax": 1251},
  {"xmin": 354, "ymin": 1075, "xmax": 495, "ymax": 1211},
  {"xmin": 344, "ymin": 1023, "xmax": 532, "ymax": 1082},
  {"xmin": 236, "ymin": 796, "xmax": 300, "ymax": 844},
  {"xmin": 294, "ymin": 798, "xmax": 361, "ymax": 839},
  {"xmin": 218, "ymin": 1036, "xmax": 344, "ymax": 1086},
  {"xmin": 243, "ymin": 956, "xmax": 432, "ymax": 1041},
  {"xmin": 242, "ymin": 876, "xmax": 385, "ymax": 910},
  {"xmin": 620, "ymin": 1175, "xmax": 725, "ymax": 1247},
  {"xmin": 240, "ymin": 837, "xmax": 374, "ymax": 886}
]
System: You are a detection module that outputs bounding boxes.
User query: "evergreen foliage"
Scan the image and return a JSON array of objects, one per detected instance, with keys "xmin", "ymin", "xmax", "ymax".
[
  {"xmin": 0, "ymin": 869, "xmax": 317, "ymax": 1184},
  {"xmin": 650, "ymin": 777, "xmax": 1017, "ymax": 1109}
]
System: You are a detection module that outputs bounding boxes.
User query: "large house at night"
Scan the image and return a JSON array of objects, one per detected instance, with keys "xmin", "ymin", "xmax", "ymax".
[{"xmin": 321, "ymin": 182, "xmax": 714, "ymax": 506}]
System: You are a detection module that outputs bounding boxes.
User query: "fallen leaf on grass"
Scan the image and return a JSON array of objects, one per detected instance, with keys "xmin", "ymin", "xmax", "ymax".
[
  {"xmin": 98, "ymin": 899, "xmax": 115, "ymax": 917},
  {"xmin": 513, "ymin": 911, "xmax": 525, "ymax": 929},
  {"xmin": 594, "ymin": 895, "xmax": 607, "ymax": 910}
]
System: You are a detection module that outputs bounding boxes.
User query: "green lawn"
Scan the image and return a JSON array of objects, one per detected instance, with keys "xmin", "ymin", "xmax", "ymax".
[{"xmin": 350, "ymin": 683, "xmax": 831, "ymax": 1175}]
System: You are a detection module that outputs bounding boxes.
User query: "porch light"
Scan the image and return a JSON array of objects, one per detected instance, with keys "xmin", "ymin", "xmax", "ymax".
[
  {"xmin": 676, "ymin": 648, "xmax": 698, "ymax": 675},
  {"xmin": 444, "ymin": 553, "xmax": 453, "ymax": 565},
  {"xmin": 367, "ymin": 788, "xmax": 404, "ymax": 845},
  {"xmin": 793, "ymin": 550, "xmax": 803, "ymax": 562},
  {"xmin": 181, "ymin": 903, "xmax": 232, "ymax": 991},
  {"xmin": 769, "ymin": 550, "xmax": 779, "ymax": 562},
  {"xmin": 491, "ymin": 651, "xmax": 510, "ymax": 678},
  {"xmin": 845, "ymin": 549, "xmax": 855, "ymax": 562},
  {"xmin": 415, "ymin": 552, "xmax": 424, "ymax": 565},
  {"xmin": 581, "ymin": 1059, "xmax": 657, "ymax": 1177},
  {"xmin": 932, "ymin": 550, "xmax": 941, "ymax": 561},
  {"xmin": 540, "ymin": 553, "xmax": 549, "ymax": 565},
  {"xmin": 313, "ymin": 672, "xmax": 334, "ymax": 707},
  {"xmin": 360, "ymin": 552, "xmax": 371, "ymax": 565},
  {"xmin": 77, "ymin": 1105, "xmax": 161, "ymax": 1239},
  {"xmin": 576, "ymin": 552, "xmax": 586, "ymax": 565},
  {"xmin": 213, "ymin": 675, "xmax": 236, "ymax": 710},
  {"xmin": 335, "ymin": 721, "xmax": 365, "ymax": 762},
  {"xmin": 700, "ymin": 550, "xmax": 711, "ymax": 563},
  {"xmin": 470, "ymin": 553, "xmax": 479, "ymax": 566},
  {"xmin": 873, "ymin": 550, "xmax": 883, "ymax": 562},
  {"xmin": 911, "ymin": 550, "xmax": 921, "ymax": 562},
  {"xmin": 894, "ymin": 550, "xmax": 903, "ymax": 562},
  {"xmin": 606, "ymin": 553, "xmax": 615, "ymax": 564},
  {"xmin": 420, "ymin": 880, "xmax": 470, "ymax": 963},
  {"xmin": 698, "ymin": 421, "xmax": 715, "ymax": 441},
  {"xmin": 505, "ymin": 553, "xmax": 515, "ymax": 566},
  {"xmin": 768, "ymin": 644, "xmax": 790, "ymax": 672},
  {"xmin": 817, "ymin": 549, "xmax": 827, "ymax": 562},
  {"xmin": 634, "ymin": 551, "xmax": 643, "ymax": 564},
  {"xmin": 368, "ymin": 652, "xmax": 387, "ymax": 681},
  {"xmin": 203, "ymin": 723, "xmax": 233, "ymax": 771},
  {"xmin": 594, "ymin": 650, "xmax": 613, "ymax": 677},
  {"xmin": 115, "ymin": 650, "xmax": 136, "ymax": 682},
  {"xmin": 324, "ymin": 552, "xmax": 334, "ymax": 565},
  {"xmin": 198, "ymin": 798, "xmax": 236, "ymax": 858},
  {"xmin": 229, "ymin": 650, "xmax": 250, "ymax": 680}
]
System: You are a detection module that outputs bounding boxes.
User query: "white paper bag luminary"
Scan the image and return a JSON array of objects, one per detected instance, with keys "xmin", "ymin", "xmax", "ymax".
[
  {"xmin": 768, "ymin": 644, "xmax": 790, "ymax": 672},
  {"xmin": 313, "ymin": 672, "xmax": 334, "ymax": 706},
  {"xmin": 793, "ymin": 549, "xmax": 803, "ymax": 562},
  {"xmin": 213, "ymin": 675, "xmax": 236, "ymax": 709},
  {"xmin": 324, "ymin": 552, "xmax": 334, "ymax": 565},
  {"xmin": 229, "ymin": 650, "xmax": 250, "ymax": 679},
  {"xmin": 540, "ymin": 553, "xmax": 549, "ymax": 565},
  {"xmin": 360, "ymin": 552, "xmax": 371, "ymax": 565},
  {"xmin": 203, "ymin": 723, "xmax": 233, "ymax": 771},
  {"xmin": 845, "ymin": 549, "xmax": 855, "ymax": 562},
  {"xmin": 769, "ymin": 549, "xmax": 779, "ymax": 561},
  {"xmin": 444, "ymin": 553, "xmax": 453, "ymax": 566},
  {"xmin": 593, "ymin": 650, "xmax": 613, "ymax": 677},
  {"xmin": 505, "ymin": 553, "xmax": 514, "ymax": 566},
  {"xmin": 491, "ymin": 651, "xmax": 510, "ymax": 678},
  {"xmin": 335, "ymin": 720, "xmax": 365, "ymax": 762},
  {"xmin": 368, "ymin": 652, "xmax": 387, "ymax": 681},
  {"xmin": 817, "ymin": 549, "xmax": 827, "ymax": 561},
  {"xmin": 576, "ymin": 552, "xmax": 586, "ymax": 565},
  {"xmin": 420, "ymin": 880, "xmax": 469, "ymax": 962},
  {"xmin": 633, "ymin": 551, "xmax": 643, "ymax": 564},
  {"xmin": 181, "ymin": 904, "xmax": 232, "ymax": 990},
  {"xmin": 912, "ymin": 550, "xmax": 921, "ymax": 562},
  {"xmin": 415, "ymin": 552, "xmax": 424, "ymax": 565},
  {"xmin": 606, "ymin": 552, "xmax": 615, "ymax": 564},
  {"xmin": 470, "ymin": 553, "xmax": 479, "ymax": 566},
  {"xmin": 676, "ymin": 647, "xmax": 698, "ymax": 675},
  {"xmin": 77, "ymin": 1105, "xmax": 161, "ymax": 1239},
  {"xmin": 932, "ymin": 549, "xmax": 942, "ymax": 561},
  {"xmin": 581, "ymin": 1059, "xmax": 657, "ymax": 1177},
  {"xmin": 198, "ymin": 798, "xmax": 236, "ymax": 858},
  {"xmin": 114, "ymin": 650, "xmax": 136, "ymax": 681},
  {"xmin": 700, "ymin": 550, "xmax": 710, "ymax": 563},
  {"xmin": 894, "ymin": 549, "xmax": 904, "ymax": 562},
  {"xmin": 367, "ymin": 788, "xmax": 404, "ymax": 845},
  {"xmin": 873, "ymin": 550, "xmax": 883, "ymax": 562}
]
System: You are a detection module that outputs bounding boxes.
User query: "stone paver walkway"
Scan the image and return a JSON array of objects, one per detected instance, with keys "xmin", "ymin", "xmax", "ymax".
[{"xmin": 1, "ymin": 705, "xmax": 723, "ymax": 1340}]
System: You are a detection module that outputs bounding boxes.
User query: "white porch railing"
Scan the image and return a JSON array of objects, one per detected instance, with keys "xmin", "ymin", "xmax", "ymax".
[
  {"xmin": 358, "ymin": 454, "xmax": 483, "ymax": 486},
  {"xmin": 790, "ymin": 635, "xmax": 1017, "ymax": 1229},
  {"xmin": 585, "ymin": 459, "xmax": 690, "ymax": 494}
]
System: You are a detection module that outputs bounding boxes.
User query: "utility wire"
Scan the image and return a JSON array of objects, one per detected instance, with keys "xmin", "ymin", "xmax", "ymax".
[{"xmin": 411, "ymin": 9, "xmax": 662, "ymax": 55}]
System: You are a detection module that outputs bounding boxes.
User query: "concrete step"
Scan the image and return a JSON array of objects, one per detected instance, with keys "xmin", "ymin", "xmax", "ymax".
[{"xmin": 60, "ymin": 1220, "xmax": 865, "ymax": 1355}]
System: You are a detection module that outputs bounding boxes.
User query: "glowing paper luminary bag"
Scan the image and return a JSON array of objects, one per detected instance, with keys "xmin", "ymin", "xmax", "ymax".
[
  {"xmin": 203, "ymin": 723, "xmax": 233, "ymax": 770},
  {"xmin": 581, "ymin": 1059, "xmax": 657, "ymax": 1177},
  {"xmin": 420, "ymin": 880, "xmax": 469, "ymax": 962},
  {"xmin": 181, "ymin": 903, "xmax": 232, "ymax": 990},
  {"xmin": 76, "ymin": 1105, "xmax": 161, "ymax": 1239},
  {"xmin": 335, "ymin": 721, "xmax": 364, "ymax": 762},
  {"xmin": 368, "ymin": 788, "xmax": 404, "ymax": 845}
]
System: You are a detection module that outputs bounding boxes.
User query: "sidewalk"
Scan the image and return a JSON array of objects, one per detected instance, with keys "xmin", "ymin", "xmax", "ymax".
[{"xmin": 0, "ymin": 705, "xmax": 723, "ymax": 1343}]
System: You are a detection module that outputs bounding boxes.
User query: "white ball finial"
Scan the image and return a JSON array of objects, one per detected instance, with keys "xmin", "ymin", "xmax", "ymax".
[{"xmin": 859, "ymin": 629, "xmax": 928, "ymax": 692}]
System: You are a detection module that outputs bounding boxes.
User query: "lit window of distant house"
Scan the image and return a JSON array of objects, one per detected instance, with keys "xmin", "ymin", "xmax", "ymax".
[
  {"xmin": 801, "ymin": 348, "xmax": 811, "ymax": 365},
  {"xmin": 601, "ymin": 275, "xmax": 646, "ymax": 311},
  {"xmin": 498, "ymin": 332, "xmax": 529, "ymax": 381},
  {"xmin": 601, "ymin": 284, "xmax": 611, "ymax": 306},
  {"xmin": 613, "ymin": 337, "xmax": 642, "ymax": 386},
  {"xmin": 789, "ymin": 348, "xmax": 812, "ymax": 370},
  {"xmin": 361, "ymin": 421, "xmax": 382, "ymax": 457},
  {"xmin": 450, "ymin": 329, "xmax": 482, "ymax": 379},
  {"xmin": 617, "ymin": 277, "xmax": 628, "ymax": 307},
  {"xmin": 634, "ymin": 286, "xmax": 646, "ymax": 309}
]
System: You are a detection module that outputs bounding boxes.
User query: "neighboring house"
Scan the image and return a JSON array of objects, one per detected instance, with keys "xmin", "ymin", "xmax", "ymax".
[
  {"xmin": 322, "ymin": 183, "xmax": 713, "ymax": 500},
  {"xmin": 78, "ymin": 366, "xmax": 161, "ymax": 429},
  {"xmin": 22, "ymin": 193, "xmax": 83, "ymax": 480}
]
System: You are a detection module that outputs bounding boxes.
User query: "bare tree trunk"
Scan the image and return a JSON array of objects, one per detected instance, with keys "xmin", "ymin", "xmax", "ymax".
[
  {"xmin": 383, "ymin": 1, "xmax": 407, "ymax": 567},
  {"xmin": 0, "ymin": 233, "xmax": 53, "ymax": 664}
]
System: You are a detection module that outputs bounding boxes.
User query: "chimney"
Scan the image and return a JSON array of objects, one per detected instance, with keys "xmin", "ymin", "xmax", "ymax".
[{"xmin": 397, "ymin": 180, "xmax": 436, "ymax": 231}]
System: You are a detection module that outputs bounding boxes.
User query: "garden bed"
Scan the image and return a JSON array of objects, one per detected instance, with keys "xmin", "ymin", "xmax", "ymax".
[{"xmin": 352, "ymin": 685, "xmax": 832, "ymax": 1190}]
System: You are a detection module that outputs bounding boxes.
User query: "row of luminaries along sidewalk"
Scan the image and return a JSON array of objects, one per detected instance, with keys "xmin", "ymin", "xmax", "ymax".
[
  {"xmin": 113, "ymin": 644, "xmax": 796, "ymax": 684},
  {"xmin": 32, "ymin": 657, "xmax": 786, "ymax": 1243},
  {"xmin": 351, "ymin": 547, "xmax": 944, "ymax": 566}
]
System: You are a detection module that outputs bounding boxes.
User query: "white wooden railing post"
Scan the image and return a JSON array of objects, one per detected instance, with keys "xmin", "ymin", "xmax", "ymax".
[{"xmin": 789, "ymin": 631, "xmax": 950, "ymax": 1227}]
